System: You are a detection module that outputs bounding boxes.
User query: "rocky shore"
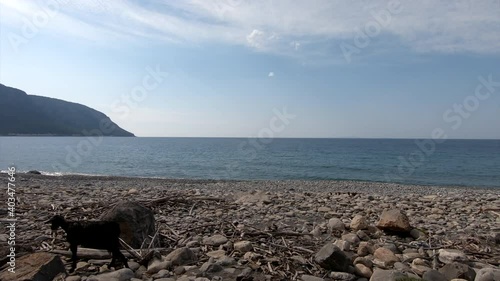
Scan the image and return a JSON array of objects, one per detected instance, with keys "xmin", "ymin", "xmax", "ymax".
[{"xmin": 0, "ymin": 173, "xmax": 499, "ymax": 281}]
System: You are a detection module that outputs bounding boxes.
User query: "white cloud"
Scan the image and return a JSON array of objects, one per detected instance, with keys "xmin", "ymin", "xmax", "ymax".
[
  {"xmin": 1, "ymin": 0, "xmax": 500, "ymax": 58},
  {"xmin": 268, "ymin": 72, "xmax": 274, "ymax": 77}
]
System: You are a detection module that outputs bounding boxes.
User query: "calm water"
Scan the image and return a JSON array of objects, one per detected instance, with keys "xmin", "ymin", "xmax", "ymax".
[{"xmin": 0, "ymin": 137, "xmax": 499, "ymax": 187}]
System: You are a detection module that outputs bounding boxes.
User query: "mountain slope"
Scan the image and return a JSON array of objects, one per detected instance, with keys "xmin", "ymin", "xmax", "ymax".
[{"xmin": 0, "ymin": 84, "xmax": 134, "ymax": 136}]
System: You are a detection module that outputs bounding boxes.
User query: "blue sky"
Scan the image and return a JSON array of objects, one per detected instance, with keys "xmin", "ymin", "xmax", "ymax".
[{"xmin": 1, "ymin": 0, "xmax": 500, "ymax": 138}]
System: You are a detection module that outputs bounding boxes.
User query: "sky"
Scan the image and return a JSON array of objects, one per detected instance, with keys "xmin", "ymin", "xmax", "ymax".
[{"xmin": 1, "ymin": 0, "xmax": 500, "ymax": 138}]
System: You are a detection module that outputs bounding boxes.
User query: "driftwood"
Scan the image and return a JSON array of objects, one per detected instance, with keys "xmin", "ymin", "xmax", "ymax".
[
  {"xmin": 49, "ymin": 247, "xmax": 169, "ymax": 259},
  {"xmin": 140, "ymin": 196, "xmax": 225, "ymax": 207}
]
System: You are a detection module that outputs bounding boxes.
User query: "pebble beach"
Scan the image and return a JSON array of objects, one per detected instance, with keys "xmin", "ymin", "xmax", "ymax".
[{"xmin": 0, "ymin": 173, "xmax": 499, "ymax": 281}]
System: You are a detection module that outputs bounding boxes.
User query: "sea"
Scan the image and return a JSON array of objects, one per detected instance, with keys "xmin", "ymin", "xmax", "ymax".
[{"xmin": 0, "ymin": 137, "xmax": 499, "ymax": 188}]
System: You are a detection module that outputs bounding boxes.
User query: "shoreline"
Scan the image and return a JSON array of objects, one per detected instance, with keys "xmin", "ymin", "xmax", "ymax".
[{"xmin": 10, "ymin": 172, "xmax": 500, "ymax": 194}]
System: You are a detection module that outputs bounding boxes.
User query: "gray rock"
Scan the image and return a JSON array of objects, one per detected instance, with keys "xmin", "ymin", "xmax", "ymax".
[
  {"xmin": 423, "ymin": 269, "xmax": 448, "ymax": 281},
  {"xmin": 100, "ymin": 201, "xmax": 156, "ymax": 248},
  {"xmin": 369, "ymin": 269, "xmax": 407, "ymax": 281},
  {"xmin": 314, "ymin": 243, "xmax": 350, "ymax": 271},
  {"xmin": 0, "ymin": 252, "xmax": 66, "ymax": 281},
  {"xmin": 234, "ymin": 241, "xmax": 253, "ymax": 253},
  {"xmin": 301, "ymin": 274, "xmax": 324, "ymax": 281},
  {"xmin": 357, "ymin": 241, "xmax": 374, "ymax": 256},
  {"xmin": 374, "ymin": 247, "xmax": 399, "ymax": 266},
  {"xmin": 203, "ymin": 234, "xmax": 228, "ymax": 246},
  {"xmin": 354, "ymin": 263, "xmax": 372, "ymax": 278},
  {"xmin": 342, "ymin": 233, "xmax": 361, "ymax": 245},
  {"xmin": 147, "ymin": 259, "xmax": 172, "ymax": 274},
  {"xmin": 165, "ymin": 247, "xmax": 198, "ymax": 266},
  {"xmin": 328, "ymin": 271, "xmax": 356, "ymax": 280},
  {"xmin": 439, "ymin": 262, "xmax": 476, "ymax": 281},
  {"xmin": 334, "ymin": 239, "xmax": 351, "ymax": 251},
  {"xmin": 87, "ymin": 268, "xmax": 135, "ymax": 281},
  {"xmin": 474, "ymin": 268, "xmax": 500, "ymax": 281},
  {"xmin": 410, "ymin": 228, "xmax": 426, "ymax": 240},
  {"xmin": 438, "ymin": 249, "xmax": 468, "ymax": 264},
  {"xmin": 350, "ymin": 215, "xmax": 368, "ymax": 230},
  {"xmin": 376, "ymin": 209, "xmax": 411, "ymax": 232},
  {"xmin": 328, "ymin": 218, "xmax": 346, "ymax": 231},
  {"xmin": 200, "ymin": 262, "xmax": 223, "ymax": 273}
]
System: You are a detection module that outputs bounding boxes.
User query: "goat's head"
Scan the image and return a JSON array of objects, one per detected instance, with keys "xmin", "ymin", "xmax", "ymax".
[{"xmin": 45, "ymin": 215, "xmax": 67, "ymax": 230}]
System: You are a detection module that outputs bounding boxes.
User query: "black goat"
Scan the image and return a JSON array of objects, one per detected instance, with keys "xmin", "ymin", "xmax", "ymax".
[{"xmin": 46, "ymin": 215, "xmax": 128, "ymax": 272}]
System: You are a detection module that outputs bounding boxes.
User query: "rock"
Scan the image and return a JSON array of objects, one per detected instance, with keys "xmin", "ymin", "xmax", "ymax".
[
  {"xmin": 147, "ymin": 259, "xmax": 172, "ymax": 274},
  {"xmin": 200, "ymin": 262, "xmax": 223, "ymax": 273},
  {"xmin": 152, "ymin": 269, "xmax": 170, "ymax": 278},
  {"xmin": 165, "ymin": 247, "xmax": 198, "ymax": 266},
  {"xmin": 438, "ymin": 249, "xmax": 468, "ymax": 264},
  {"xmin": 354, "ymin": 257, "xmax": 373, "ymax": 268},
  {"xmin": 301, "ymin": 274, "xmax": 325, "ymax": 281},
  {"xmin": 369, "ymin": 269, "xmax": 407, "ymax": 281},
  {"xmin": 329, "ymin": 272, "xmax": 356, "ymax": 280},
  {"xmin": 127, "ymin": 188, "xmax": 138, "ymax": 194},
  {"xmin": 374, "ymin": 247, "xmax": 399, "ymax": 266},
  {"xmin": 354, "ymin": 263, "xmax": 373, "ymax": 278},
  {"xmin": 342, "ymin": 233, "xmax": 360, "ymax": 245},
  {"xmin": 490, "ymin": 232, "xmax": 500, "ymax": 244},
  {"xmin": 0, "ymin": 252, "xmax": 65, "ymax": 281},
  {"xmin": 87, "ymin": 268, "xmax": 135, "ymax": 281},
  {"xmin": 334, "ymin": 239, "xmax": 351, "ymax": 251},
  {"xmin": 100, "ymin": 201, "xmax": 156, "ymax": 248},
  {"xmin": 206, "ymin": 250, "xmax": 226, "ymax": 259},
  {"xmin": 357, "ymin": 241, "xmax": 374, "ymax": 256},
  {"xmin": 474, "ymin": 268, "xmax": 500, "ymax": 281},
  {"xmin": 350, "ymin": 215, "xmax": 368, "ymax": 230},
  {"xmin": 203, "ymin": 234, "xmax": 228, "ymax": 246},
  {"xmin": 376, "ymin": 209, "xmax": 411, "ymax": 232},
  {"xmin": 439, "ymin": 262, "xmax": 476, "ymax": 281},
  {"xmin": 216, "ymin": 256, "xmax": 236, "ymax": 266},
  {"xmin": 411, "ymin": 264, "xmax": 431, "ymax": 276},
  {"xmin": 314, "ymin": 243, "xmax": 350, "ymax": 271},
  {"xmin": 328, "ymin": 218, "xmax": 345, "ymax": 231},
  {"xmin": 234, "ymin": 241, "xmax": 253, "ymax": 253},
  {"xmin": 66, "ymin": 276, "xmax": 82, "ymax": 281},
  {"xmin": 291, "ymin": 255, "xmax": 308, "ymax": 265},
  {"xmin": 318, "ymin": 206, "xmax": 332, "ymax": 212},
  {"xmin": 410, "ymin": 228, "xmax": 426, "ymax": 240},
  {"xmin": 423, "ymin": 269, "xmax": 448, "ymax": 281}
]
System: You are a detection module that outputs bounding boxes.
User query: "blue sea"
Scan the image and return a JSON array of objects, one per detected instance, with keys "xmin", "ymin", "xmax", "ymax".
[{"xmin": 0, "ymin": 137, "xmax": 499, "ymax": 187}]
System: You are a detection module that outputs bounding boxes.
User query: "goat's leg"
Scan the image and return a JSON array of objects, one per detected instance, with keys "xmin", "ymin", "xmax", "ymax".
[
  {"xmin": 69, "ymin": 244, "xmax": 78, "ymax": 273},
  {"xmin": 110, "ymin": 249, "xmax": 128, "ymax": 268},
  {"xmin": 109, "ymin": 255, "xmax": 117, "ymax": 268}
]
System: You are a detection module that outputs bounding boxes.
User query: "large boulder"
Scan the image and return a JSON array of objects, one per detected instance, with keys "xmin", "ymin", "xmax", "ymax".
[
  {"xmin": 0, "ymin": 252, "xmax": 66, "ymax": 281},
  {"xmin": 376, "ymin": 209, "xmax": 411, "ymax": 233},
  {"xmin": 475, "ymin": 268, "xmax": 500, "ymax": 281},
  {"xmin": 314, "ymin": 243, "xmax": 350, "ymax": 272},
  {"xmin": 165, "ymin": 247, "xmax": 198, "ymax": 266},
  {"xmin": 100, "ymin": 201, "xmax": 155, "ymax": 248},
  {"xmin": 438, "ymin": 249, "xmax": 468, "ymax": 264},
  {"xmin": 439, "ymin": 262, "xmax": 476, "ymax": 281}
]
